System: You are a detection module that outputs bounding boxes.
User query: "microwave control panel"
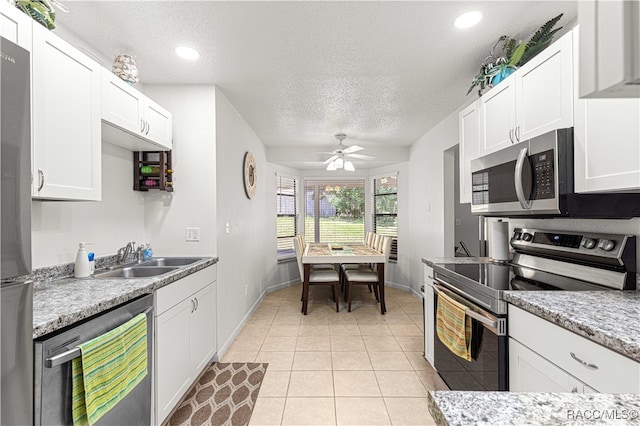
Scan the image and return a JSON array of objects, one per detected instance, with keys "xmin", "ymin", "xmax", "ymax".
[{"xmin": 530, "ymin": 149, "xmax": 555, "ymax": 200}]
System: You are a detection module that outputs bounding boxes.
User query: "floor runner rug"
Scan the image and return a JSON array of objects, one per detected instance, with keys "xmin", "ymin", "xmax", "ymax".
[{"xmin": 165, "ymin": 362, "xmax": 268, "ymax": 426}]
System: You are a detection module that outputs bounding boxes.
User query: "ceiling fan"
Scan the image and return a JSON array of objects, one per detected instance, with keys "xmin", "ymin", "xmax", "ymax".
[{"xmin": 321, "ymin": 133, "xmax": 375, "ymax": 171}]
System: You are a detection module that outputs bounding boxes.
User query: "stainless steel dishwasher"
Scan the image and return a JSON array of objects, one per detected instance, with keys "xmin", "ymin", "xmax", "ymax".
[{"xmin": 34, "ymin": 294, "xmax": 154, "ymax": 426}]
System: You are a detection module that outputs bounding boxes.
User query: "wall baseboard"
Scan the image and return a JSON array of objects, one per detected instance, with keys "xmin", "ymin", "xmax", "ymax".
[
  {"xmin": 265, "ymin": 278, "xmax": 300, "ymax": 294},
  {"xmin": 216, "ymin": 289, "xmax": 267, "ymax": 361}
]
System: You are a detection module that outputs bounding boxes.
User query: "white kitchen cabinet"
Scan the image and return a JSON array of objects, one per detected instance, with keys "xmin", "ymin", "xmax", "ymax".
[
  {"xmin": 155, "ymin": 265, "xmax": 217, "ymax": 424},
  {"xmin": 573, "ymin": 26, "xmax": 640, "ymax": 193},
  {"xmin": 479, "ymin": 31, "xmax": 573, "ymax": 156},
  {"xmin": 509, "ymin": 304, "xmax": 640, "ymax": 393},
  {"xmin": 31, "ymin": 23, "xmax": 101, "ymax": 201},
  {"xmin": 1, "ymin": 1, "xmax": 32, "ymax": 50},
  {"xmin": 458, "ymin": 100, "xmax": 480, "ymax": 204},
  {"xmin": 578, "ymin": 0, "xmax": 640, "ymax": 98},
  {"xmin": 101, "ymin": 70, "xmax": 173, "ymax": 151},
  {"xmin": 423, "ymin": 265, "xmax": 434, "ymax": 366}
]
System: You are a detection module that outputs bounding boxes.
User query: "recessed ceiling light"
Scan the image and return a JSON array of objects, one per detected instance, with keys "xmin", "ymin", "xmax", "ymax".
[
  {"xmin": 454, "ymin": 11, "xmax": 483, "ymax": 29},
  {"xmin": 175, "ymin": 46, "xmax": 200, "ymax": 60}
]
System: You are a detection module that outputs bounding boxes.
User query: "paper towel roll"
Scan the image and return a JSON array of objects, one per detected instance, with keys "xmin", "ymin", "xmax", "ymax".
[{"xmin": 489, "ymin": 220, "xmax": 510, "ymax": 262}]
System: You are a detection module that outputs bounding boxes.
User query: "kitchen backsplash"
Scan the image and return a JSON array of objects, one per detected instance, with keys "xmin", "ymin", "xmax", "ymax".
[{"xmin": 15, "ymin": 254, "xmax": 121, "ymax": 289}]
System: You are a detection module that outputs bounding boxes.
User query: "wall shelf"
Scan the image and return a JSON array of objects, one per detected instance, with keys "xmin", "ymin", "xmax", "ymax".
[{"xmin": 133, "ymin": 151, "xmax": 173, "ymax": 192}]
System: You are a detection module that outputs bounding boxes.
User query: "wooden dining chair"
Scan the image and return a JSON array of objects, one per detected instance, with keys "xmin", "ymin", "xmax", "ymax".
[
  {"xmin": 343, "ymin": 236, "xmax": 392, "ymax": 313},
  {"xmin": 365, "ymin": 231, "xmax": 375, "ymax": 246},
  {"xmin": 294, "ymin": 237, "xmax": 340, "ymax": 314}
]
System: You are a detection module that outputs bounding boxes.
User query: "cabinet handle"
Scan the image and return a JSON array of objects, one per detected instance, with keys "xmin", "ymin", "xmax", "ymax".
[
  {"xmin": 190, "ymin": 299, "xmax": 196, "ymax": 313},
  {"xmin": 141, "ymin": 119, "xmax": 145, "ymax": 133},
  {"xmin": 145, "ymin": 121, "xmax": 150, "ymax": 135},
  {"xmin": 571, "ymin": 386, "xmax": 578, "ymax": 393},
  {"xmin": 37, "ymin": 169, "xmax": 44, "ymax": 191},
  {"xmin": 515, "ymin": 125, "xmax": 521, "ymax": 142},
  {"xmin": 194, "ymin": 297, "xmax": 199, "ymax": 311},
  {"xmin": 570, "ymin": 352, "xmax": 599, "ymax": 370},
  {"xmin": 509, "ymin": 129, "xmax": 515, "ymax": 144}
]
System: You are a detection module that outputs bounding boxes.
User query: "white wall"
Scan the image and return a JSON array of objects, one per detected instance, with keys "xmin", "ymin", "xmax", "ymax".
[
  {"xmin": 31, "ymin": 143, "xmax": 146, "ymax": 267},
  {"xmin": 215, "ymin": 87, "xmax": 269, "ymax": 351},
  {"xmin": 407, "ymin": 110, "xmax": 459, "ymax": 292},
  {"xmin": 142, "ymin": 85, "xmax": 217, "ymax": 257}
]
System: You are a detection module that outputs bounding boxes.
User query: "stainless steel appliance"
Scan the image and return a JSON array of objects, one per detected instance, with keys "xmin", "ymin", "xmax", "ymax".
[
  {"xmin": 429, "ymin": 228, "xmax": 636, "ymax": 391},
  {"xmin": 34, "ymin": 294, "xmax": 154, "ymax": 426},
  {"xmin": 1, "ymin": 36, "xmax": 33, "ymax": 426},
  {"xmin": 470, "ymin": 128, "xmax": 640, "ymax": 218}
]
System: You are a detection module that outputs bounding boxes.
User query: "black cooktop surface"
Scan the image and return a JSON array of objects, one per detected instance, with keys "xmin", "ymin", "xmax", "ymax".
[{"xmin": 439, "ymin": 262, "xmax": 565, "ymax": 291}]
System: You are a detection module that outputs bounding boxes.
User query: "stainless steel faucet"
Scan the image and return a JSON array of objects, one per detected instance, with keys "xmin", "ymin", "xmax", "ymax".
[{"xmin": 117, "ymin": 241, "xmax": 136, "ymax": 264}]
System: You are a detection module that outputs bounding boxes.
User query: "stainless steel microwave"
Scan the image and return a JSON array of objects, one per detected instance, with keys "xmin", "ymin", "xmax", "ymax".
[{"xmin": 470, "ymin": 128, "xmax": 640, "ymax": 218}]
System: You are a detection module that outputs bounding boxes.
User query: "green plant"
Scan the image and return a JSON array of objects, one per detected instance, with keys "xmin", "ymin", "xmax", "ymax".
[{"xmin": 467, "ymin": 13, "xmax": 563, "ymax": 96}]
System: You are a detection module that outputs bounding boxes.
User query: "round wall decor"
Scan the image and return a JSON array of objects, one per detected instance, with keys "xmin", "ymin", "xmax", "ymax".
[{"xmin": 243, "ymin": 151, "xmax": 257, "ymax": 199}]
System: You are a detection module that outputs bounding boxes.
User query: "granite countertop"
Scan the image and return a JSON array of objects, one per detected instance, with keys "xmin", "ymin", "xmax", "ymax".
[
  {"xmin": 428, "ymin": 391, "xmax": 640, "ymax": 426},
  {"xmin": 505, "ymin": 291, "xmax": 640, "ymax": 363},
  {"xmin": 422, "ymin": 256, "xmax": 492, "ymax": 266},
  {"xmin": 32, "ymin": 257, "xmax": 218, "ymax": 338}
]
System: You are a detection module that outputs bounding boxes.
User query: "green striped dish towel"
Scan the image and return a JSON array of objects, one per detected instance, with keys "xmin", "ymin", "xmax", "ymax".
[{"xmin": 72, "ymin": 313, "xmax": 148, "ymax": 426}]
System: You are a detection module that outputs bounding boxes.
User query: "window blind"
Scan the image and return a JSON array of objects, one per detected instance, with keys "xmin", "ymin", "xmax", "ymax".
[
  {"xmin": 277, "ymin": 175, "xmax": 297, "ymax": 258},
  {"xmin": 304, "ymin": 179, "xmax": 365, "ymax": 243},
  {"xmin": 373, "ymin": 175, "xmax": 398, "ymax": 260}
]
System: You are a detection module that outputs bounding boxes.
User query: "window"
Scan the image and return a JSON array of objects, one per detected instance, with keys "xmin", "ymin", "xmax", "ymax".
[
  {"xmin": 277, "ymin": 175, "xmax": 297, "ymax": 259},
  {"xmin": 304, "ymin": 179, "xmax": 365, "ymax": 243},
  {"xmin": 373, "ymin": 175, "xmax": 398, "ymax": 261}
]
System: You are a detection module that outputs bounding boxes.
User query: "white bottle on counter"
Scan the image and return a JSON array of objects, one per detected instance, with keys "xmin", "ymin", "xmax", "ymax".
[{"xmin": 74, "ymin": 242, "xmax": 91, "ymax": 278}]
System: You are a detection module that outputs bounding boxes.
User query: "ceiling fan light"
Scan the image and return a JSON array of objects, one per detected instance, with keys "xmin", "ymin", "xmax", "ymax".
[
  {"xmin": 334, "ymin": 157, "xmax": 344, "ymax": 168},
  {"xmin": 344, "ymin": 160, "xmax": 355, "ymax": 171},
  {"xmin": 326, "ymin": 161, "xmax": 338, "ymax": 171}
]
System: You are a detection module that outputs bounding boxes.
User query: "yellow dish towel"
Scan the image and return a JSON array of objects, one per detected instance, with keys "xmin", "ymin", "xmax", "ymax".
[
  {"xmin": 72, "ymin": 313, "xmax": 148, "ymax": 426},
  {"xmin": 436, "ymin": 291, "xmax": 472, "ymax": 362}
]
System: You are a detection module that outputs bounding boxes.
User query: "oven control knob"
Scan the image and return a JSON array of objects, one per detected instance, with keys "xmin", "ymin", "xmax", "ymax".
[
  {"xmin": 581, "ymin": 238, "xmax": 598, "ymax": 249},
  {"xmin": 522, "ymin": 233, "xmax": 533, "ymax": 242},
  {"xmin": 598, "ymin": 239, "xmax": 616, "ymax": 251}
]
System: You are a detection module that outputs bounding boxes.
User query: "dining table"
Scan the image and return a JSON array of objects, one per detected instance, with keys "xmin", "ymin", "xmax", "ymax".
[{"xmin": 302, "ymin": 243, "xmax": 387, "ymax": 314}]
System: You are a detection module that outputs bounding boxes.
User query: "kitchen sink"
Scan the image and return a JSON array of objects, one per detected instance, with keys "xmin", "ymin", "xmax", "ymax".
[
  {"xmin": 94, "ymin": 266, "xmax": 179, "ymax": 279},
  {"xmin": 139, "ymin": 257, "xmax": 204, "ymax": 267}
]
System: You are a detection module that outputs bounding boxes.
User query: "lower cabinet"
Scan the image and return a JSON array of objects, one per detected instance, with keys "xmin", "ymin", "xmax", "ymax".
[
  {"xmin": 508, "ymin": 304, "xmax": 639, "ymax": 393},
  {"xmin": 155, "ymin": 265, "xmax": 217, "ymax": 424},
  {"xmin": 423, "ymin": 265, "xmax": 434, "ymax": 366}
]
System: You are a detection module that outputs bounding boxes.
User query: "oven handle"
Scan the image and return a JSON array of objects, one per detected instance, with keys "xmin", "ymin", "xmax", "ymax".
[
  {"xmin": 515, "ymin": 147, "xmax": 533, "ymax": 210},
  {"xmin": 44, "ymin": 306, "xmax": 153, "ymax": 368},
  {"xmin": 433, "ymin": 284, "xmax": 498, "ymax": 329},
  {"xmin": 433, "ymin": 276, "xmax": 493, "ymax": 311}
]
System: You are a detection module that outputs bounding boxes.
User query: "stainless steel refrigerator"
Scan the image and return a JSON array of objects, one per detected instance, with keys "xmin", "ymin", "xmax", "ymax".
[{"xmin": 1, "ymin": 36, "xmax": 33, "ymax": 426}]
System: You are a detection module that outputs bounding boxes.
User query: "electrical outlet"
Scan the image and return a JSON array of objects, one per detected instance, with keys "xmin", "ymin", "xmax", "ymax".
[
  {"xmin": 455, "ymin": 218, "xmax": 461, "ymax": 226},
  {"xmin": 185, "ymin": 227, "xmax": 200, "ymax": 242},
  {"xmin": 245, "ymin": 284, "xmax": 248, "ymax": 296}
]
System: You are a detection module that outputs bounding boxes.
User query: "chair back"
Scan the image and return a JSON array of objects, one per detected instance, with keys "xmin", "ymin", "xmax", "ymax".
[
  {"xmin": 365, "ymin": 231, "xmax": 375, "ymax": 246},
  {"xmin": 293, "ymin": 237, "xmax": 305, "ymax": 281},
  {"xmin": 373, "ymin": 234, "xmax": 382, "ymax": 251},
  {"xmin": 298, "ymin": 234, "xmax": 306, "ymax": 248},
  {"xmin": 380, "ymin": 236, "xmax": 393, "ymax": 270}
]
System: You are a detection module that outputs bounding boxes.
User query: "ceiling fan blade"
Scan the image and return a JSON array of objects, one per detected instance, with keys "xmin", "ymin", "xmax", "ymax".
[
  {"xmin": 346, "ymin": 153, "xmax": 376, "ymax": 160},
  {"xmin": 342, "ymin": 145, "xmax": 364, "ymax": 154},
  {"xmin": 323, "ymin": 155, "xmax": 339, "ymax": 164}
]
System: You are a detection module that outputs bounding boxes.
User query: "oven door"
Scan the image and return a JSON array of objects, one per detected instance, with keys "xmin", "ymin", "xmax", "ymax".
[{"xmin": 432, "ymin": 284, "xmax": 508, "ymax": 391}]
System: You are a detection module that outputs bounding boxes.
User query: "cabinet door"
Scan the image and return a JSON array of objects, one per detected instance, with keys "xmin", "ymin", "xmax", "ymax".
[
  {"xmin": 32, "ymin": 24, "xmax": 101, "ymax": 200},
  {"xmin": 459, "ymin": 101, "xmax": 480, "ymax": 204},
  {"xmin": 101, "ymin": 70, "xmax": 145, "ymax": 136},
  {"xmin": 423, "ymin": 266, "xmax": 434, "ymax": 366},
  {"xmin": 516, "ymin": 31, "xmax": 573, "ymax": 141},
  {"xmin": 156, "ymin": 299, "xmax": 192, "ymax": 424},
  {"xmin": 189, "ymin": 283, "xmax": 216, "ymax": 374},
  {"xmin": 509, "ymin": 338, "xmax": 585, "ymax": 393},
  {"xmin": 479, "ymin": 74, "xmax": 516, "ymax": 155},
  {"xmin": 143, "ymin": 98, "xmax": 173, "ymax": 150},
  {"xmin": 0, "ymin": 2, "xmax": 32, "ymax": 50},
  {"xmin": 573, "ymin": 27, "xmax": 640, "ymax": 193}
]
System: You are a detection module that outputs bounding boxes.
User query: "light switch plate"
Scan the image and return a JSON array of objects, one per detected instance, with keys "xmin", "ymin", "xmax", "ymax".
[{"xmin": 186, "ymin": 227, "xmax": 200, "ymax": 242}]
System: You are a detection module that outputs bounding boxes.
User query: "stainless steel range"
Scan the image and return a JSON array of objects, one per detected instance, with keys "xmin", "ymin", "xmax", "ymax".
[{"xmin": 428, "ymin": 228, "xmax": 636, "ymax": 391}]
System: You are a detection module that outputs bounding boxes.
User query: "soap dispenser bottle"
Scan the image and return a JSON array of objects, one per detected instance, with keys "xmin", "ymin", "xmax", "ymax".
[{"xmin": 75, "ymin": 242, "xmax": 91, "ymax": 278}]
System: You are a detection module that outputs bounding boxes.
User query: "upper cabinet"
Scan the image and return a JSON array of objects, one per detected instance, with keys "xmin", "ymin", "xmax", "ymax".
[
  {"xmin": 479, "ymin": 31, "xmax": 574, "ymax": 156},
  {"xmin": 573, "ymin": 26, "xmax": 640, "ymax": 193},
  {"xmin": 32, "ymin": 23, "xmax": 102, "ymax": 201},
  {"xmin": 578, "ymin": 0, "xmax": 640, "ymax": 98},
  {"xmin": 458, "ymin": 100, "xmax": 480, "ymax": 204},
  {"xmin": 101, "ymin": 71, "xmax": 173, "ymax": 151},
  {"xmin": 0, "ymin": 1, "xmax": 32, "ymax": 50}
]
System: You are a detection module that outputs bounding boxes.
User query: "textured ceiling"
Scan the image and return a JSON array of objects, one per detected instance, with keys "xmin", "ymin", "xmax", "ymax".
[{"xmin": 57, "ymin": 1, "xmax": 577, "ymax": 169}]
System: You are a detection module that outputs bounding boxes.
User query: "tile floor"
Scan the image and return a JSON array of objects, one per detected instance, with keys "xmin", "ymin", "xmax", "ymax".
[{"xmin": 221, "ymin": 283, "xmax": 438, "ymax": 426}]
